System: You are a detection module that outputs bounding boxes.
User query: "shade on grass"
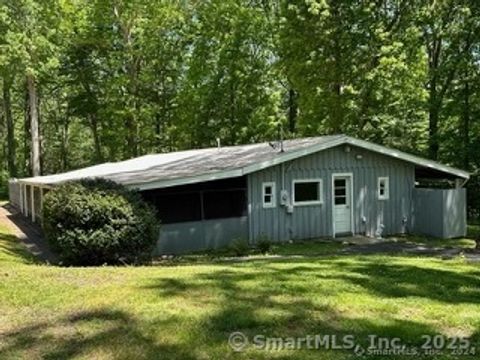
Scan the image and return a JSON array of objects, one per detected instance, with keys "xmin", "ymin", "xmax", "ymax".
[{"xmin": 0, "ymin": 225, "xmax": 479, "ymax": 359}]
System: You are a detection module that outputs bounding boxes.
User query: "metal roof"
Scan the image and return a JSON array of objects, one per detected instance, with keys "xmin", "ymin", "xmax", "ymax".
[{"xmin": 17, "ymin": 135, "xmax": 469, "ymax": 189}]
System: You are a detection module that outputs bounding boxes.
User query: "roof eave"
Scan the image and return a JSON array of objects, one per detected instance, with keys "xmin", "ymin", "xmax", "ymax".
[
  {"xmin": 127, "ymin": 134, "xmax": 469, "ymax": 190},
  {"xmin": 344, "ymin": 137, "xmax": 470, "ymax": 180},
  {"xmin": 127, "ymin": 135, "xmax": 348, "ymax": 190},
  {"xmin": 21, "ymin": 134, "xmax": 467, "ymax": 190}
]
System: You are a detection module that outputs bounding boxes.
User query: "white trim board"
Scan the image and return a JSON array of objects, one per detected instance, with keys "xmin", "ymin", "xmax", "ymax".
[
  {"xmin": 292, "ymin": 178, "xmax": 324, "ymax": 206},
  {"xmin": 262, "ymin": 181, "xmax": 277, "ymax": 208},
  {"xmin": 331, "ymin": 173, "xmax": 354, "ymax": 238},
  {"xmin": 377, "ymin": 176, "xmax": 390, "ymax": 200}
]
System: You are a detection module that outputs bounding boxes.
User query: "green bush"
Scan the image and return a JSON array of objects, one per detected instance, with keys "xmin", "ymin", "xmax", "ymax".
[
  {"xmin": 256, "ymin": 236, "xmax": 272, "ymax": 254},
  {"xmin": 229, "ymin": 238, "xmax": 250, "ymax": 257},
  {"xmin": 42, "ymin": 178, "xmax": 159, "ymax": 266},
  {"xmin": 0, "ymin": 170, "xmax": 9, "ymax": 200}
]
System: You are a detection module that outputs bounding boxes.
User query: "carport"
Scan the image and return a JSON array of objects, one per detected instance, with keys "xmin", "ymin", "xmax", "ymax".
[{"xmin": 412, "ymin": 167, "xmax": 468, "ymax": 238}]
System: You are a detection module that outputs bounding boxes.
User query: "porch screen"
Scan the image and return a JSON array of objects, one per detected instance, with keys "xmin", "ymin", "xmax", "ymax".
[{"xmin": 141, "ymin": 177, "xmax": 247, "ymax": 224}]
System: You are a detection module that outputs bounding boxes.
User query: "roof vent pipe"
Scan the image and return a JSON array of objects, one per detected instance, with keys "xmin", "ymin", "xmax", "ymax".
[
  {"xmin": 268, "ymin": 125, "xmax": 285, "ymax": 153},
  {"xmin": 216, "ymin": 138, "xmax": 221, "ymax": 149}
]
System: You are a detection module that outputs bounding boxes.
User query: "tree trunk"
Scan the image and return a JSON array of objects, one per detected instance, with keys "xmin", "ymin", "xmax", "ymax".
[
  {"xmin": 428, "ymin": 104, "xmax": 439, "ymax": 161},
  {"xmin": 288, "ymin": 88, "xmax": 297, "ymax": 133},
  {"xmin": 155, "ymin": 112, "xmax": 162, "ymax": 151},
  {"xmin": 461, "ymin": 76, "xmax": 470, "ymax": 170},
  {"xmin": 89, "ymin": 113, "xmax": 103, "ymax": 163},
  {"xmin": 2, "ymin": 79, "xmax": 16, "ymax": 177},
  {"xmin": 330, "ymin": 3, "xmax": 343, "ymax": 134},
  {"xmin": 461, "ymin": 33, "xmax": 472, "ymax": 170},
  {"xmin": 113, "ymin": 3, "xmax": 139, "ymax": 158},
  {"xmin": 27, "ymin": 74, "xmax": 41, "ymax": 176},
  {"xmin": 59, "ymin": 117, "xmax": 69, "ymax": 171},
  {"xmin": 229, "ymin": 79, "xmax": 236, "ymax": 145},
  {"xmin": 23, "ymin": 87, "xmax": 30, "ymax": 175},
  {"xmin": 426, "ymin": 34, "xmax": 441, "ymax": 161},
  {"xmin": 125, "ymin": 114, "xmax": 137, "ymax": 158},
  {"xmin": 427, "ymin": 70, "xmax": 439, "ymax": 160}
]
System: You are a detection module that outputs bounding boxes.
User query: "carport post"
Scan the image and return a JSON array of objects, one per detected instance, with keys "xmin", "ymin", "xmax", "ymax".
[
  {"xmin": 30, "ymin": 185, "xmax": 35, "ymax": 222},
  {"xmin": 19, "ymin": 183, "xmax": 24, "ymax": 214},
  {"xmin": 39, "ymin": 186, "xmax": 43, "ymax": 216},
  {"xmin": 23, "ymin": 184, "xmax": 28, "ymax": 217}
]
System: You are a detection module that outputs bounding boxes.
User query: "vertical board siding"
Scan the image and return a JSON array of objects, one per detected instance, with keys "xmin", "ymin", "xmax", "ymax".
[
  {"xmin": 157, "ymin": 216, "xmax": 249, "ymax": 254},
  {"xmin": 248, "ymin": 145, "xmax": 415, "ymax": 242},
  {"xmin": 8, "ymin": 180, "xmax": 21, "ymax": 208},
  {"xmin": 412, "ymin": 188, "xmax": 466, "ymax": 238}
]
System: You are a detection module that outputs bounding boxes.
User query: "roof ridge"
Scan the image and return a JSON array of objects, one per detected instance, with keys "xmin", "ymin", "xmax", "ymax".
[{"xmin": 16, "ymin": 134, "xmax": 468, "ymax": 189}]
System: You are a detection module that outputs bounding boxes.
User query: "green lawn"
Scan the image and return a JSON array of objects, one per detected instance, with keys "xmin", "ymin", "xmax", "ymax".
[{"xmin": 1, "ymin": 224, "xmax": 479, "ymax": 359}]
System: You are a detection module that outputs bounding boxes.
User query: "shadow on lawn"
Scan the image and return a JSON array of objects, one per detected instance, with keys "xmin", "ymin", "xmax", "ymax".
[
  {"xmin": 0, "ymin": 230, "xmax": 37, "ymax": 264},
  {"xmin": 334, "ymin": 260, "xmax": 480, "ymax": 304},
  {"xmin": 0, "ymin": 309, "xmax": 196, "ymax": 360},
  {"xmin": 3, "ymin": 259, "xmax": 479, "ymax": 359},
  {"xmin": 1, "ymin": 203, "xmax": 57, "ymax": 263},
  {"xmin": 143, "ymin": 261, "xmax": 480, "ymax": 359}
]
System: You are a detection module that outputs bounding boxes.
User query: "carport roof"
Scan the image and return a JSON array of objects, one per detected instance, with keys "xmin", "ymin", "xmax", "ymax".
[{"xmin": 16, "ymin": 135, "xmax": 469, "ymax": 190}]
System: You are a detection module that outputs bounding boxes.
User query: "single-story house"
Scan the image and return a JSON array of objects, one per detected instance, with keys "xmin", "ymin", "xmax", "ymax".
[{"xmin": 9, "ymin": 135, "xmax": 469, "ymax": 254}]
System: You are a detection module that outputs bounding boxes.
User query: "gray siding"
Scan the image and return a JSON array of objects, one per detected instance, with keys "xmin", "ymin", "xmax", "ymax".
[
  {"xmin": 412, "ymin": 188, "xmax": 466, "ymax": 238},
  {"xmin": 248, "ymin": 145, "xmax": 415, "ymax": 242},
  {"xmin": 8, "ymin": 180, "xmax": 21, "ymax": 208},
  {"xmin": 156, "ymin": 216, "xmax": 248, "ymax": 254}
]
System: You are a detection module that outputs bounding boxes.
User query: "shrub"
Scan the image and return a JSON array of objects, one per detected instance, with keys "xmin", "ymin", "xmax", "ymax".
[
  {"xmin": 0, "ymin": 169, "xmax": 9, "ymax": 200},
  {"xmin": 42, "ymin": 178, "xmax": 159, "ymax": 266},
  {"xmin": 229, "ymin": 238, "xmax": 250, "ymax": 257},
  {"xmin": 256, "ymin": 236, "xmax": 272, "ymax": 254}
]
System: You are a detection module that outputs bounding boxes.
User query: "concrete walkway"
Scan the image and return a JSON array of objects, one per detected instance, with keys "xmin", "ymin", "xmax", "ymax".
[
  {"xmin": 0, "ymin": 204, "xmax": 57, "ymax": 263},
  {"xmin": 341, "ymin": 236, "xmax": 480, "ymax": 262}
]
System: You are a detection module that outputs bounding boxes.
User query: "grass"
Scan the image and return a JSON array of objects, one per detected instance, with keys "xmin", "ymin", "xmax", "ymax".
[
  {"xmin": 169, "ymin": 239, "xmax": 345, "ymax": 264},
  {"xmin": 399, "ymin": 235, "xmax": 477, "ymax": 250},
  {"xmin": 1, "ymin": 225, "xmax": 480, "ymax": 359},
  {"xmin": 0, "ymin": 224, "xmax": 37, "ymax": 264},
  {"xmin": 393, "ymin": 225, "xmax": 479, "ymax": 250}
]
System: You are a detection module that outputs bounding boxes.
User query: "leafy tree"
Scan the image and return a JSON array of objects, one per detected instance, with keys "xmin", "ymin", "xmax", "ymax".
[
  {"xmin": 0, "ymin": 0, "xmax": 480, "ymax": 217},
  {"xmin": 417, "ymin": 0, "xmax": 478, "ymax": 160},
  {"xmin": 177, "ymin": 0, "xmax": 282, "ymax": 148},
  {"xmin": 1, "ymin": 0, "xmax": 62, "ymax": 176},
  {"xmin": 278, "ymin": 0, "xmax": 428, "ymax": 150}
]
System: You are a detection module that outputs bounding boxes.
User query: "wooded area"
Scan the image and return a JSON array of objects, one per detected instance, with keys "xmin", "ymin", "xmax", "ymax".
[{"xmin": 0, "ymin": 0, "xmax": 479, "ymax": 208}]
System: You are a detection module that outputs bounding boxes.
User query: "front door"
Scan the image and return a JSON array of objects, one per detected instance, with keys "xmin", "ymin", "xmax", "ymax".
[{"xmin": 333, "ymin": 175, "xmax": 352, "ymax": 235}]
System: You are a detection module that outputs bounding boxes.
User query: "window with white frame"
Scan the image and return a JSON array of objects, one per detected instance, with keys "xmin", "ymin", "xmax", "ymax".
[
  {"xmin": 262, "ymin": 182, "xmax": 276, "ymax": 208},
  {"xmin": 293, "ymin": 179, "xmax": 323, "ymax": 206},
  {"xmin": 378, "ymin": 177, "xmax": 389, "ymax": 200}
]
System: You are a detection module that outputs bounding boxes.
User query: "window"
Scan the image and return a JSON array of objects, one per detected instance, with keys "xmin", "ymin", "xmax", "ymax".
[
  {"xmin": 262, "ymin": 182, "xmax": 276, "ymax": 208},
  {"xmin": 378, "ymin": 177, "xmax": 389, "ymax": 200},
  {"xmin": 334, "ymin": 178, "xmax": 347, "ymax": 205},
  {"xmin": 293, "ymin": 179, "xmax": 323, "ymax": 206}
]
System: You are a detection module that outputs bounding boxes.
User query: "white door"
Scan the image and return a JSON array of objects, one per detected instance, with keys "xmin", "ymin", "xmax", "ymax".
[{"xmin": 333, "ymin": 176, "xmax": 352, "ymax": 234}]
